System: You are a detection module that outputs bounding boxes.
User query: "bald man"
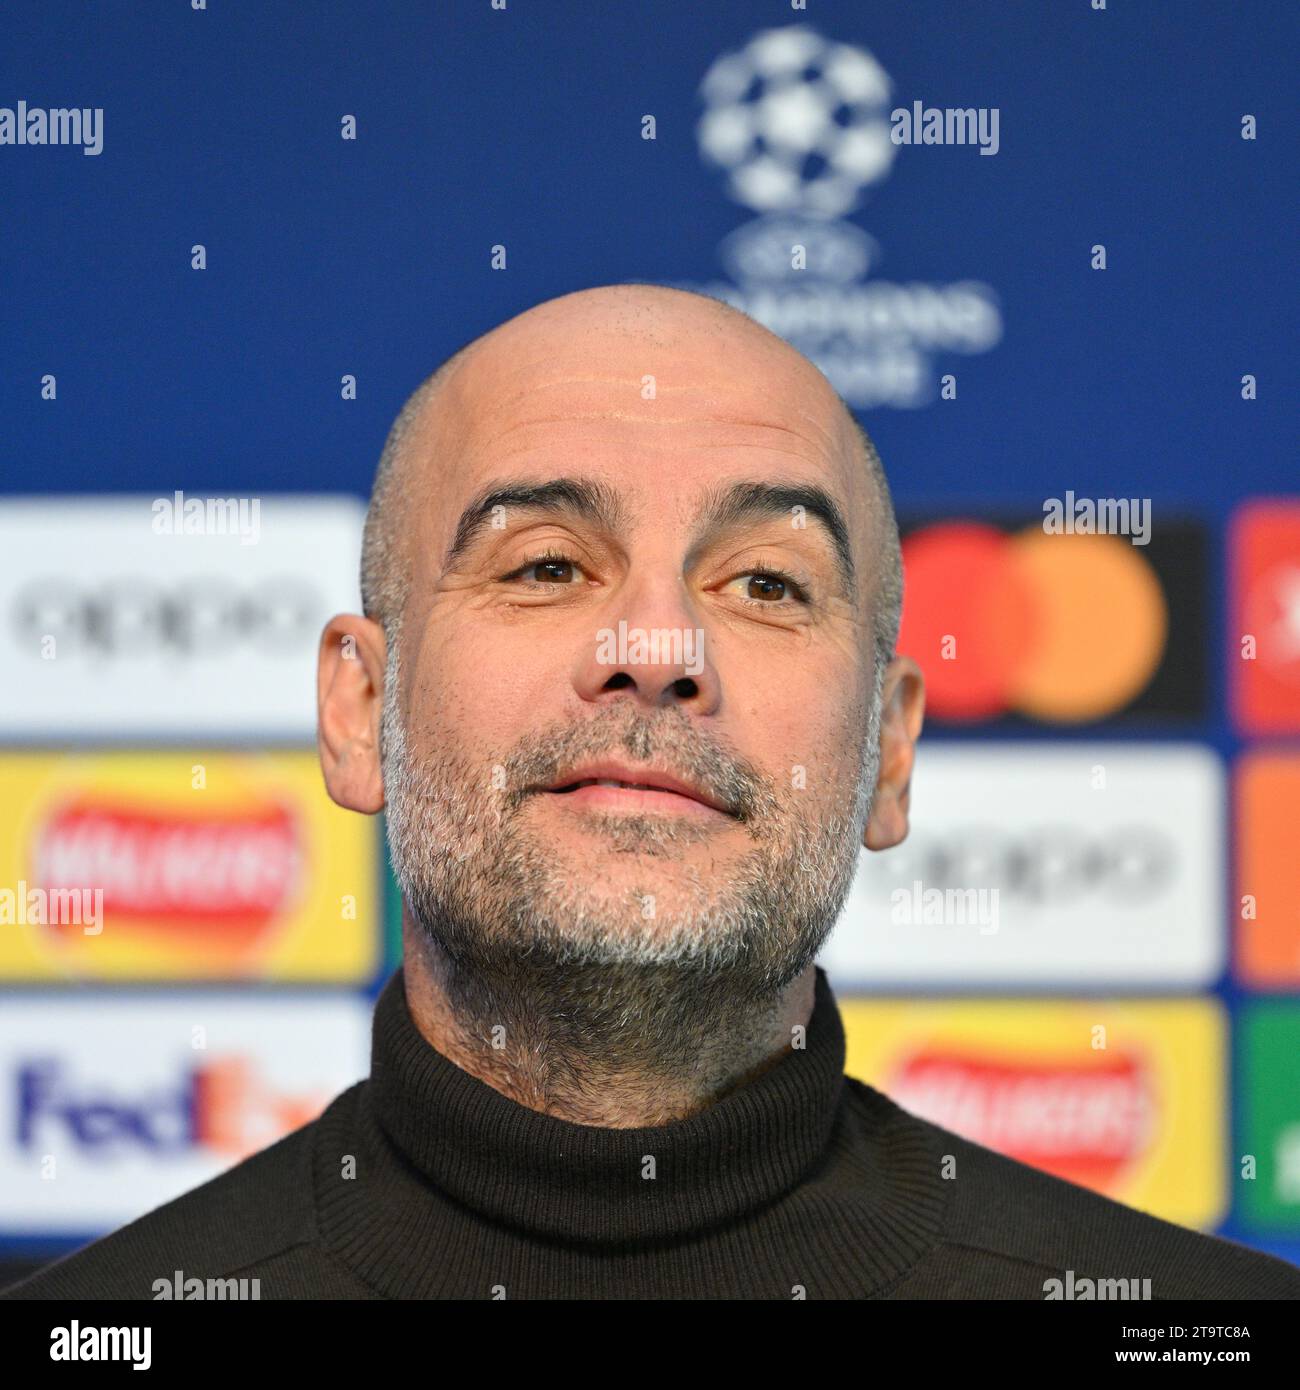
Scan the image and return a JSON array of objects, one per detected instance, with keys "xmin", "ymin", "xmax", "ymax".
[{"xmin": 8, "ymin": 286, "xmax": 1298, "ymax": 1301}]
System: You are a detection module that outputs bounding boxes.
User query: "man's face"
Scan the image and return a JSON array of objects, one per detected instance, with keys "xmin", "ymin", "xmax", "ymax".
[{"xmin": 379, "ymin": 300, "xmax": 888, "ymax": 997}]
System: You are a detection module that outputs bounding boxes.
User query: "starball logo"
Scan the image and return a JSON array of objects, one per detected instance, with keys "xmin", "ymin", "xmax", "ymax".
[{"xmin": 679, "ymin": 24, "xmax": 1003, "ymax": 409}]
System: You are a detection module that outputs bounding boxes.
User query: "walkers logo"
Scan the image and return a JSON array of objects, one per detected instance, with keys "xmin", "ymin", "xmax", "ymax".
[
  {"xmin": 1231, "ymin": 500, "xmax": 1300, "ymax": 734},
  {"xmin": 835, "ymin": 998, "xmax": 1225, "ymax": 1228},
  {"xmin": 0, "ymin": 752, "xmax": 378, "ymax": 981},
  {"xmin": 33, "ymin": 800, "xmax": 298, "ymax": 947},
  {"xmin": 0, "ymin": 995, "xmax": 369, "ymax": 1233},
  {"xmin": 891, "ymin": 1050, "xmax": 1152, "ymax": 1192},
  {"xmin": 1237, "ymin": 1003, "xmax": 1300, "ymax": 1235},
  {"xmin": 1234, "ymin": 751, "xmax": 1300, "ymax": 988},
  {"xmin": 672, "ymin": 24, "xmax": 1002, "ymax": 409},
  {"xmin": 896, "ymin": 516, "xmax": 1207, "ymax": 725}
]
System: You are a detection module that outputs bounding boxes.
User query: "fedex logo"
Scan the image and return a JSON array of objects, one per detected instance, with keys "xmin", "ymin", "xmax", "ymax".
[
  {"xmin": 0, "ymin": 995, "xmax": 368, "ymax": 1233},
  {"xmin": 15, "ymin": 1055, "xmax": 324, "ymax": 1159},
  {"xmin": 18, "ymin": 1058, "xmax": 192, "ymax": 1151}
]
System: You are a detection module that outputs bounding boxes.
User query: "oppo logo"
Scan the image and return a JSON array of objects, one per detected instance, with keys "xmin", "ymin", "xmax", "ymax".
[
  {"xmin": 12, "ymin": 576, "xmax": 322, "ymax": 657},
  {"xmin": 863, "ymin": 826, "xmax": 1176, "ymax": 906}
]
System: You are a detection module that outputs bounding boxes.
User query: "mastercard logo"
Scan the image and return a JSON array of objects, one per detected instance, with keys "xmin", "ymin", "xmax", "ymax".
[{"xmin": 898, "ymin": 521, "xmax": 1169, "ymax": 723}]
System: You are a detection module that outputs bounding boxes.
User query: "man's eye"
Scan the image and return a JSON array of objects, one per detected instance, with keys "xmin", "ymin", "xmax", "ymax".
[
  {"xmin": 511, "ymin": 556, "xmax": 586, "ymax": 585},
  {"xmin": 724, "ymin": 571, "xmax": 803, "ymax": 603}
]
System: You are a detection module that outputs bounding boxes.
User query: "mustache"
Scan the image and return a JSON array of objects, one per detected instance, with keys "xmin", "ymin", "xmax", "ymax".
[{"xmin": 499, "ymin": 705, "xmax": 773, "ymax": 823}]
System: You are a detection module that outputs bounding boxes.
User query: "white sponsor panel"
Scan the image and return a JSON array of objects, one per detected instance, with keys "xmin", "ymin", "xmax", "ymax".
[
  {"xmin": 0, "ymin": 993, "xmax": 370, "ymax": 1233},
  {"xmin": 0, "ymin": 495, "xmax": 364, "ymax": 738},
  {"xmin": 818, "ymin": 743, "xmax": 1223, "ymax": 987}
]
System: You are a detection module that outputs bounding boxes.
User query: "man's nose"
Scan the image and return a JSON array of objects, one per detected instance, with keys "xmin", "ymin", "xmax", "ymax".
[{"xmin": 569, "ymin": 576, "xmax": 721, "ymax": 712}]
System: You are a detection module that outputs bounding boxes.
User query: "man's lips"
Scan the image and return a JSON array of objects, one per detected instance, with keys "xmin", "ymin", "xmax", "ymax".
[{"xmin": 530, "ymin": 762, "xmax": 736, "ymax": 818}]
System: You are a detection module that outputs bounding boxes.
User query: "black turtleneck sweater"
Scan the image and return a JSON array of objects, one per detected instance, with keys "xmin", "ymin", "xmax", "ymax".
[{"xmin": 5, "ymin": 966, "xmax": 1297, "ymax": 1300}]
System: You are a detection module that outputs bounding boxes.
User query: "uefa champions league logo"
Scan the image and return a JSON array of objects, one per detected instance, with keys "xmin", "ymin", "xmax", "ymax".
[
  {"xmin": 697, "ymin": 25, "xmax": 896, "ymax": 221},
  {"xmin": 677, "ymin": 25, "xmax": 1003, "ymax": 410}
]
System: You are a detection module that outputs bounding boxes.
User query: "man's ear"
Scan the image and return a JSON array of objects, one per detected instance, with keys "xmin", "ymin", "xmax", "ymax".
[
  {"xmin": 317, "ymin": 613, "xmax": 388, "ymax": 814},
  {"xmin": 863, "ymin": 654, "xmax": 925, "ymax": 852}
]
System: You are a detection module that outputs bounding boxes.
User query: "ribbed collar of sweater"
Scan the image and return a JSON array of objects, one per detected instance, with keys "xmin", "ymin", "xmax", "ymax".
[{"xmin": 365, "ymin": 963, "xmax": 849, "ymax": 1245}]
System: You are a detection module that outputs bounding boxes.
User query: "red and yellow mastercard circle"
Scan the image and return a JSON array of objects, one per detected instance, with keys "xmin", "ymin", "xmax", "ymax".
[{"xmin": 898, "ymin": 522, "xmax": 1167, "ymax": 723}]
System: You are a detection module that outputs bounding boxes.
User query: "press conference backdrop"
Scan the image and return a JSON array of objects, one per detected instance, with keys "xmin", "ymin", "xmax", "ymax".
[{"xmin": 1, "ymin": 1, "xmax": 1297, "ymax": 1285}]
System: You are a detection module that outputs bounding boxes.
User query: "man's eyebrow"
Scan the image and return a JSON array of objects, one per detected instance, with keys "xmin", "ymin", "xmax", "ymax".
[
  {"xmin": 697, "ymin": 480, "xmax": 856, "ymax": 597},
  {"xmin": 444, "ymin": 477, "xmax": 625, "ymax": 569}
]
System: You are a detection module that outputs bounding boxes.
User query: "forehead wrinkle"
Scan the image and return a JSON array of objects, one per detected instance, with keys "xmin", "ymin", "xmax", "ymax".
[
  {"xmin": 422, "ymin": 348, "xmax": 864, "ymax": 586},
  {"xmin": 472, "ymin": 414, "xmax": 844, "ymax": 466},
  {"xmin": 466, "ymin": 357, "xmax": 840, "ymax": 424}
]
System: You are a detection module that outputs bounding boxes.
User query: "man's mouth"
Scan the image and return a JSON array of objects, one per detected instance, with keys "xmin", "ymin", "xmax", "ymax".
[{"xmin": 533, "ymin": 763, "xmax": 737, "ymax": 818}]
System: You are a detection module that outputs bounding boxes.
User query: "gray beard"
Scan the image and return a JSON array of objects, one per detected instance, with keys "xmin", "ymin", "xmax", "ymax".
[{"xmin": 380, "ymin": 640, "xmax": 883, "ymax": 1099}]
